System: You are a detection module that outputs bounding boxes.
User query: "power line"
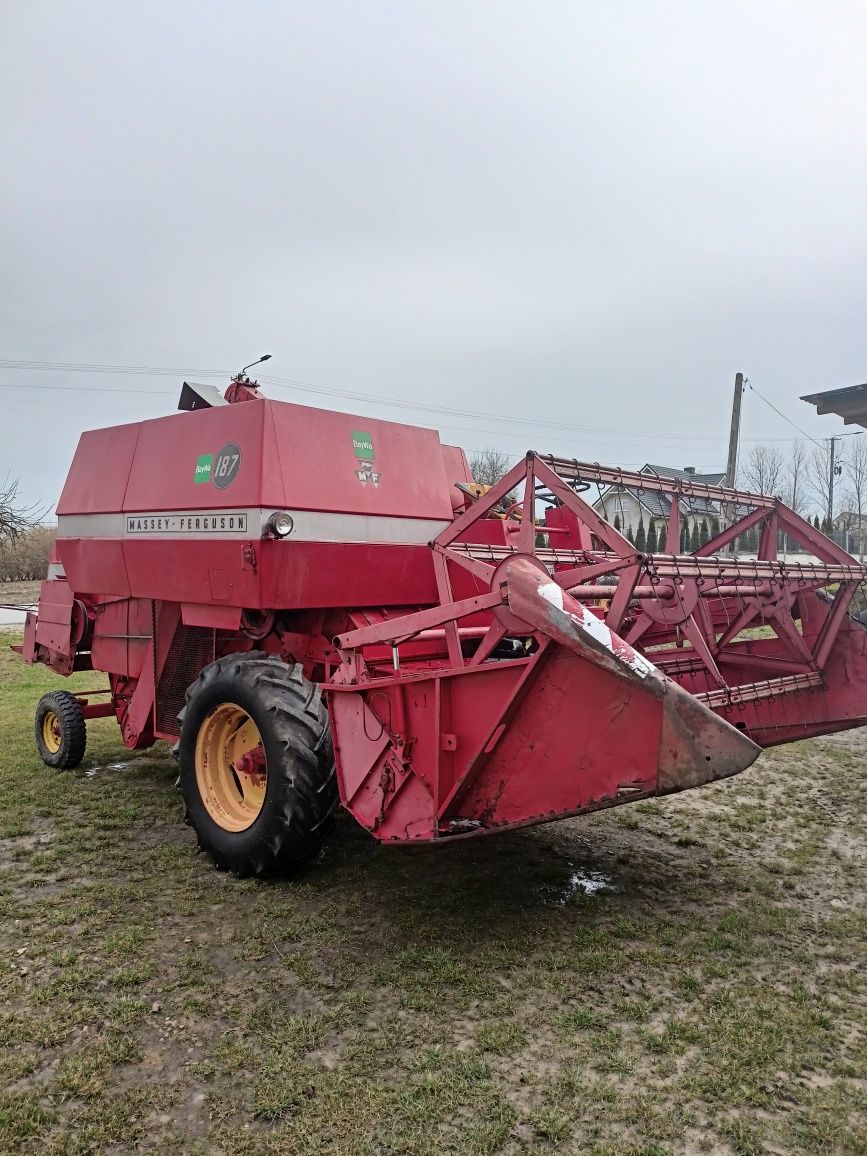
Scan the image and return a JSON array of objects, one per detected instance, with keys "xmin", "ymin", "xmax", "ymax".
[
  {"xmin": 0, "ymin": 380, "xmax": 175, "ymax": 396},
  {"xmin": 0, "ymin": 374, "xmax": 802, "ymax": 451},
  {"xmin": 0, "ymin": 357, "xmax": 824, "ymax": 451},
  {"xmin": 1, "ymin": 357, "xmax": 715, "ymax": 442},
  {"xmin": 0, "ymin": 359, "xmax": 229, "ymax": 377},
  {"xmin": 745, "ymin": 377, "xmax": 823, "ymax": 448},
  {"xmin": 0, "ymin": 376, "xmax": 756, "ymax": 453}
]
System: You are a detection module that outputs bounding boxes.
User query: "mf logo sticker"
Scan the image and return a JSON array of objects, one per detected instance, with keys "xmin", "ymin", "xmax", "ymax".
[
  {"xmin": 352, "ymin": 430, "xmax": 381, "ymax": 486},
  {"xmin": 193, "ymin": 443, "xmax": 241, "ymax": 489}
]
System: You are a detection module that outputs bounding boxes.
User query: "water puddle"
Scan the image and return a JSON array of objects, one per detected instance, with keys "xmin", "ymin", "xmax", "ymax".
[
  {"xmin": 83, "ymin": 757, "xmax": 165, "ymax": 779},
  {"xmin": 544, "ymin": 866, "xmax": 616, "ymax": 905},
  {"xmin": 83, "ymin": 761, "xmax": 137, "ymax": 778}
]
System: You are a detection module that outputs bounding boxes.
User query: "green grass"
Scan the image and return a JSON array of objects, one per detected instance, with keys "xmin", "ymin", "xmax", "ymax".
[{"xmin": 0, "ymin": 634, "xmax": 865, "ymax": 1154}]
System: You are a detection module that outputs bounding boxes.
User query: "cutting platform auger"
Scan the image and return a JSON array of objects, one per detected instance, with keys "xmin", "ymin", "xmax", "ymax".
[{"xmin": 16, "ymin": 373, "xmax": 867, "ymax": 872}]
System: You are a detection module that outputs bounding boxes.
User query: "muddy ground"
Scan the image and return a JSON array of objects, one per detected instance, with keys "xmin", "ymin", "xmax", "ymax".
[{"xmin": 0, "ymin": 638, "xmax": 864, "ymax": 1155}]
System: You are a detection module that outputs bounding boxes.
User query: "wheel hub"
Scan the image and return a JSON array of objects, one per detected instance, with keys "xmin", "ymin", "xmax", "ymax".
[
  {"xmin": 41, "ymin": 710, "xmax": 62, "ymax": 754},
  {"xmin": 194, "ymin": 703, "xmax": 267, "ymax": 832}
]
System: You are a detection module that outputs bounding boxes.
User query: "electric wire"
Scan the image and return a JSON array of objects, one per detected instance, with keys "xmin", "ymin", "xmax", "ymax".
[
  {"xmin": 0, "ymin": 359, "xmax": 832, "ymax": 456},
  {"xmin": 0, "ymin": 358, "xmax": 817, "ymax": 448},
  {"xmin": 0, "ymin": 357, "xmax": 720, "ymax": 442},
  {"xmin": 745, "ymin": 377, "xmax": 824, "ymax": 448}
]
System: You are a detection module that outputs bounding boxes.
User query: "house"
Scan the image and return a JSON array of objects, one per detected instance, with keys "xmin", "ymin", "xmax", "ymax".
[{"xmin": 593, "ymin": 464, "xmax": 725, "ymax": 547}]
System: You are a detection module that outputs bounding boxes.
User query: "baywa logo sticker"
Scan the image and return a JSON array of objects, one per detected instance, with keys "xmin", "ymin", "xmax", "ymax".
[
  {"xmin": 194, "ymin": 443, "xmax": 241, "ymax": 489},
  {"xmin": 352, "ymin": 430, "xmax": 381, "ymax": 486}
]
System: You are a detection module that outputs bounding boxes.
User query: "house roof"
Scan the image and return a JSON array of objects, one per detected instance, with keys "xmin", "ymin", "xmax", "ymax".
[
  {"xmin": 834, "ymin": 510, "xmax": 867, "ymax": 527},
  {"xmin": 596, "ymin": 464, "xmax": 726, "ymax": 520},
  {"xmin": 802, "ymin": 384, "xmax": 867, "ymax": 429}
]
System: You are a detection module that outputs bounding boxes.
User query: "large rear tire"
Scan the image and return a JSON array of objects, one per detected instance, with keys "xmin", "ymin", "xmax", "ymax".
[
  {"xmin": 176, "ymin": 653, "xmax": 337, "ymax": 876},
  {"xmin": 35, "ymin": 691, "xmax": 87, "ymax": 770}
]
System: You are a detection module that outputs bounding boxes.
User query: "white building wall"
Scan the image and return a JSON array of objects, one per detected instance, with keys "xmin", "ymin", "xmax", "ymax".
[
  {"xmin": 594, "ymin": 492, "xmax": 720, "ymax": 545},
  {"xmin": 596, "ymin": 493, "xmax": 646, "ymax": 538}
]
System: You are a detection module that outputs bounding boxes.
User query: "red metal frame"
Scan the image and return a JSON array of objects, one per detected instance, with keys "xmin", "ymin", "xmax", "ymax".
[{"xmin": 327, "ymin": 454, "xmax": 867, "ymax": 841}]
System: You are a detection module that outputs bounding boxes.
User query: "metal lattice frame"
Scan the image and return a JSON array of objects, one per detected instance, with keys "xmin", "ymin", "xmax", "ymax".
[{"xmin": 414, "ymin": 453, "xmax": 867, "ymax": 709}]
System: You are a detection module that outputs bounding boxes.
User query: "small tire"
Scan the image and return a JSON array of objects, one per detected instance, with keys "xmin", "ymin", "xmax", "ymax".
[
  {"xmin": 177, "ymin": 652, "xmax": 337, "ymax": 876},
  {"xmin": 35, "ymin": 691, "xmax": 87, "ymax": 770}
]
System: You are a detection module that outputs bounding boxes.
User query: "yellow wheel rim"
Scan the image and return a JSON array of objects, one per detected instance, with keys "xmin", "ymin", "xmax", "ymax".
[
  {"xmin": 194, "ymin": 703, "xmax": 267, "ymax": 832},
  {"xmin": 42, "ymin": 710, "xmax": 63, "ymax": 754}
]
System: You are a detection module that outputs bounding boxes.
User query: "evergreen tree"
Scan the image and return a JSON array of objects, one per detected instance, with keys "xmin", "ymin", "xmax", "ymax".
[
  {"xmin": 699, "ymin": 517, "xmax": 710, "ymax": 546},
  {"xmin": 689, "ymin": 522, "xmax": 701, "ymax": 552},
  {"xmin": 646, "ymin": 520, "xmax": 658, "ymax": 553},
  {"xmin": 613, "ymin": 512, "xmax": 621, "ymax": 533},
  {"xmin": 813, "ymin": 513, "xmax": 821, "ymax": 530},
  {"xmin": 710, "ymin": 515, "xmax": 721, "ymax": 539},
  {"xmin": 680, "ymin": 515, "xmax": 690, "ymax": 552},
  {"xmin": 626, "ymin": 525, "xmax": 636, "ymax": 545},
  {"xmin": 822, "ymin": 515, "xmax": 832, "ymax": 535},
  {"xmin": 635, "ymin": 515, "xmax": 647, "ymax": 551}
]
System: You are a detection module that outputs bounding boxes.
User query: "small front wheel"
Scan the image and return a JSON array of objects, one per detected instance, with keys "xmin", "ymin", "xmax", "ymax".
[{"xmin": 35, "ymin": 691, "xmax": 87, "ymax": 770}]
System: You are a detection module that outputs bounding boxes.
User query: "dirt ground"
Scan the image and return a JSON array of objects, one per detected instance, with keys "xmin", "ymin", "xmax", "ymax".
[{"xmin": 0, "ymin": 637, "xmax": 864, "ymax": 1155}]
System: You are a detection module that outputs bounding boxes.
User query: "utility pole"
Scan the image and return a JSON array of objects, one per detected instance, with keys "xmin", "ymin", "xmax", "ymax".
[
  {"xmin": 725, "ymin": 373, "xmax": 745, "ymax": 490},
  {"xmin": 824, "ymin": 432, "xmax": 858, "ymax": 540},
  {"xmin": 724, "ymin": 373, "xmax": 745, "ymax": 539}
]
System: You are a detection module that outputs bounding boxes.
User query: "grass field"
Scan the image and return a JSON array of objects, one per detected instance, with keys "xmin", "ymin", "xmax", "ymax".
[{"xmin": 0, "ymin": 634, "xmax": 864, "ymax": 1155}]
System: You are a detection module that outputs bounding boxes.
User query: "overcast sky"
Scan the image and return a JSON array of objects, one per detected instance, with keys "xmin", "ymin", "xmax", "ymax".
[{"xmin": 2, "ymin": 0, "xmax": 866, "ymax": 511}]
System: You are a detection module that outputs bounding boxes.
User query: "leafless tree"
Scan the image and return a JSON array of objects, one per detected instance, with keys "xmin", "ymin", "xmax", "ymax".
[
  {"xmin": 841, "ymin": 434, "xmax": 867, "ymax": 560},
  {"xmin": 740, "ymin": 443, "xmax": 785, "ymax": 496},
  {"xmin": 784, "ymin": 440, "xmax": 809, "ymax": 516},
  {"xmin": 0, "ymin": 476, "xmax": 43, "ymax": 544},
  {"xmin": 469, "ymin": 447, "xmax": 513, "ymax": 487}
]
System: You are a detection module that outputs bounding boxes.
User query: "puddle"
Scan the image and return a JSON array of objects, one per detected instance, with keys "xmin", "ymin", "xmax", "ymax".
[
  {"xmin": 82, "ymin": 758, "xmax": 166, "ymax": 778},
  {"xmin": 544, "ymin": 867, "xmax": 616, "ymax": 905},
  {"xmin": 83, "ymin": 760, "xmax": 137, "ymax": 778}
]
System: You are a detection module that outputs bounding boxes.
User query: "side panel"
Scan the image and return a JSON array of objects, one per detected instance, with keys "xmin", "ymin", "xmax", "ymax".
[
  {"xmin": 267, "ymin": 401, "xmax": 454, "ymax": 519},
  {"xmin": 121, "ymin": 539, "xmax": 261, "ymax": 605},
  {"xmin": 441, "ymin": 444, "xmax": 474, "ymax": 512},
  {"xmin": 57, "ymin": 423, "xmax": 141, "ymax": 515},
  {"xmin": 259, "ymin": 542, "xmax": 438, "ymax": 609},
  {"xmin": 123, "ymin": 403, "xmax": 266, "ymax": 512},
  {"xmin": 91, "ymin": 598, "xmax": 152, "ymax": 679},
  {"xmin": 57, "ymin": 537, "xmax": 131, "ymax": 597},
  {"xmin": 57, "ymin": 423, "xmax": 140, "ymax": 595},
  {"xmin": 459, "ymin": 648, "xmax": 661, "ymax": 824},
  {"xmin": 33, "ymin": 579, "xmax": 76, "ymax": 656}
]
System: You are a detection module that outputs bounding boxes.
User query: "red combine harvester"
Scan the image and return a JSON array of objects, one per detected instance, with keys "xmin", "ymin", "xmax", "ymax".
[{"xmin": 16, "ymin": 372, "xmax": 867, "ymax": 874}]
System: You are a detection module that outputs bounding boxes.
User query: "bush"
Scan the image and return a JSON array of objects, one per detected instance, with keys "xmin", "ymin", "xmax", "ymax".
[{"xmin": 0, "ymin": 526, "xmax": 57, "ymax": 582}]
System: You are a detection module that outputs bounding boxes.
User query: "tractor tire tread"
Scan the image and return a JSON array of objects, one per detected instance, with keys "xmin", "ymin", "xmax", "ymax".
[
  {"xmin": 177, "ymin": 652, "xmax": 337, "ymax": 877},
  {"xmin": 35, "ymin": 690, "xmax": 87, "ymax": 770}
]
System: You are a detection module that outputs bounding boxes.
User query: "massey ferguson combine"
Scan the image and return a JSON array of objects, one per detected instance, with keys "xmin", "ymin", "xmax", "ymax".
[{"xmin": 15, "ymin": 370, "xmax": 867, "ymax": 874}]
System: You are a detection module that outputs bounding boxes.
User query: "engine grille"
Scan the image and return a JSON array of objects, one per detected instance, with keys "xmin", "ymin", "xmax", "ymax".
[{"xmin": 156, "ymin": 625, "xmax": 215, "ymax": 737}]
